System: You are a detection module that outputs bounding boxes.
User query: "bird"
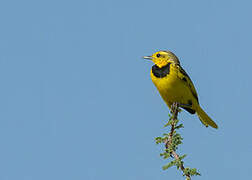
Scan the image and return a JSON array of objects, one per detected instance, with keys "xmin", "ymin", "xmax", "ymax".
[{"xmin": 143, "ymin": 50, "xmax": 218, "ymax": 129}]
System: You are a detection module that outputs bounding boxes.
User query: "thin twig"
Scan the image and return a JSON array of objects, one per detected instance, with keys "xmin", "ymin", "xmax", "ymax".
[{"xmin": 164, "ymin": 102, "xmax": 191, "ymax": 180}]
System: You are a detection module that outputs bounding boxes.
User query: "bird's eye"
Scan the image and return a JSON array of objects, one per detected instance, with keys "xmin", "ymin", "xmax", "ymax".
[{"xmin": 156, "ymin": 54, "xmax": 161, "ymax": 57}]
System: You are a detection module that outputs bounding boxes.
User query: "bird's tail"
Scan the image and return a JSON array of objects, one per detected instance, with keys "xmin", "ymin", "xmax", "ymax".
[{"xmin": 196, "ymin": 105, "xmax": 218, "ymax": 129}]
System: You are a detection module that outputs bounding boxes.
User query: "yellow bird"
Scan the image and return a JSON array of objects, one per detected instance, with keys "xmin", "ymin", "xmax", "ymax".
[{"xmin": 143, "ymin": 50, "xmax": 218, "ymax": 129}]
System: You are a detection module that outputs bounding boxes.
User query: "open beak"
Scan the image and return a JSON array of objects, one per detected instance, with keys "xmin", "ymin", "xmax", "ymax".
[{"xmin": 143, "ymin": 56, "xmax": 153, "ymax": 60}]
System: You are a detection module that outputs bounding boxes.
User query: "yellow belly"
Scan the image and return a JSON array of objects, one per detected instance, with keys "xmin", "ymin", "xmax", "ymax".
[{"xmin": 151, "ymin": 69, "xmax": 197, "ymax": 109}]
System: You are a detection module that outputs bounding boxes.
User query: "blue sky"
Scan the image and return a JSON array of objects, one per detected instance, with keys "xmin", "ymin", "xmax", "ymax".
[{"xmin": 0, "ymin": 0, "xmax": 251, "ymax": 179}]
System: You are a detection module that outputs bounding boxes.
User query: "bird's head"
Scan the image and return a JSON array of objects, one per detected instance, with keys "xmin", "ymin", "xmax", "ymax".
[{"xmin": 143, "ymin": 50, "xmax": 180, "ymax": 68}]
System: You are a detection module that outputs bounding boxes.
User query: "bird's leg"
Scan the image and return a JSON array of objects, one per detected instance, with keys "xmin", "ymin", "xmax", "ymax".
[
  {"xmin": 171, "ymin": 102, "xmax": 192, "ymax": 113},
  {"xmin": 171, "ymin": 102, "xmax": 179, "ymax": 113}
]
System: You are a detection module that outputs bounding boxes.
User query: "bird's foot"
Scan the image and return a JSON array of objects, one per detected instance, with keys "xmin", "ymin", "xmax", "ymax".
[{"xmin": 171, "ymin": 102, "xmax": 179, "ymax": 113}]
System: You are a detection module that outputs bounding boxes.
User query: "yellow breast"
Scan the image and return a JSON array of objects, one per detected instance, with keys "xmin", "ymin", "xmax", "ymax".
[{"xmin": 151, "ymin": 64, "xmax": 195, "ymax": 108}]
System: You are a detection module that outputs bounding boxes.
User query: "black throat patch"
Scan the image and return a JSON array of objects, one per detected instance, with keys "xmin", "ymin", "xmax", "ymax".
[{"xmin": 152, "ymin": 63, "xmax": 171, "ymax": 78}]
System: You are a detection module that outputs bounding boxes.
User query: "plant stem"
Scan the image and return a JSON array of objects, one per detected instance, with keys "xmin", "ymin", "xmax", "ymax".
[{"xmin": 164, "ymin": 102, "xmax": 191, "ymax": 180}]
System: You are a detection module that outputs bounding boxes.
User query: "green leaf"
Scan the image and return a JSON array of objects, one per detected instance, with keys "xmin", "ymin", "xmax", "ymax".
[
  {"xmin": 183, "ymin": 167, "xmax": 201, "ymax": 177},
  {"xmin": 155, "ymin": 137, "xmax": 162, "ymax": 144},
  {"xmin": 189, "ymin": 168, "xmax": 201, "ymax": 176},
  {"xmin": 163, "ymin": 133, "xmax": 169, "ymax": 137},
  {"xmin": 179, "ymin": 154, "xmax": 187, "ymax": 160},
  {"xmin": 163, "ymin": 153, "xmax": 170, "ymax": 159},
  {"xmin": 162, "ymin": 160, "xmax": 176, "ymax": 170},
  {"xmin": 161, "ymin": 136, "xmax": 168, "ymax": 141},
  {"xmin": 164, "ymin": 119, "xmax": 173, "ymax": 127},
  {"xmin": 175, "ymin": 123, "xmax": 184, "ymax": 129}
]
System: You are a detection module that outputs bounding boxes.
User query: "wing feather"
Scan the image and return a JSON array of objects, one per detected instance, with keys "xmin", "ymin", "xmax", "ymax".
[{"xmin": 176, "ymin": 65, "xmax": 199, "ymax": 103}]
